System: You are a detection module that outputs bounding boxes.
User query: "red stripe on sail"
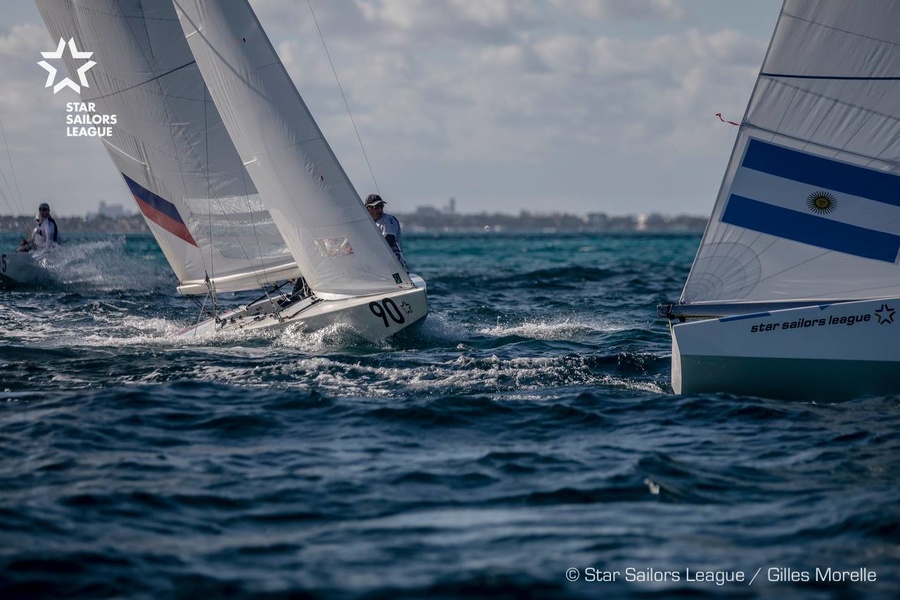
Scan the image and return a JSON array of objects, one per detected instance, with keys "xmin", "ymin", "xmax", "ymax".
[{"xmin": 134, "ymin": 195, "xmax": 198, "ymax": 247}]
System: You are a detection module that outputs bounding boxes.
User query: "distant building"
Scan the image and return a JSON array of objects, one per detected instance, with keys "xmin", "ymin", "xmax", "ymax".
[
  {"xmin": 376, "ymin": 201, "xmax": 706, "ymax": 234},
  {"xmin": 414, "ymin": 206, "xmax": 442, "ymax": 218},
  {"xmin": 637, "ymin": 213, "xmax": 669, "ymax": 231},
  {"xmin": 587, "ymin": 213, "xmax": 609, "ymax": 228},
  {"xmin": 88, "ymin": 200, "xmax": 132, "ymax": 220}
]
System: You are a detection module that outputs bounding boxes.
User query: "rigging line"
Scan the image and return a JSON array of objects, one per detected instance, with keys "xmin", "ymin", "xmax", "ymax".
[
  {"xmin": 203, "ymin": 84, "xmax": 215, "ymax": 292},
  {"xmin": 0, "ymin": 121, "xmax": 24, "ymax": 215},
  {"xmin": 760, "ymin": 72, "xmax": 900, "ymax": 81},
  {"xmin": 88, "ymin": 61, "xmax": 197, "ymax": 102},
  {"xmin": 306, "ymin": 0, "xmax": 380, "ymax": 194},
  {"xmin": 0, "ymin": 150, "xmax": 17, "ymax": 212}
]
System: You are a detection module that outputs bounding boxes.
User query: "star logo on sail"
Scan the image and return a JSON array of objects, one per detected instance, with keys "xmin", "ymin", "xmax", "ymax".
[
  {"xmin": 37, "ymin": 38, "xmax": 96, "ymax": 94},
  {"xmin": 806, "ymin": 190, "xmax": 837, "ymax": 215},
  {"xmin": 874, "ymin": 303, "xmax": 895, "ymax": 325}
]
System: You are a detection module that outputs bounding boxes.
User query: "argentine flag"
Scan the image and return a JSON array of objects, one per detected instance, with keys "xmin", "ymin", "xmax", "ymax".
[{"xmin": 721, "ymin": 139, "xmax": 900, "ymax": 263}]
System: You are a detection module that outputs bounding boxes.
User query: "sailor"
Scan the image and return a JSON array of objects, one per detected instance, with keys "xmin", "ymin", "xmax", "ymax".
[
  {"xmin": 17, "ymin": 202, "xmax": 60, "ymax": 252},
  {"xmin": 365, "ymin": 194, "xmax": 407, "ymax": 270},
  {"xmin": 289, "ymin": 276, "xmax": 311, "ymax": 300}
]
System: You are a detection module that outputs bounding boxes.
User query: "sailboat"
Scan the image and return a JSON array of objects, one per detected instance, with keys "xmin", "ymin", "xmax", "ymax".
[
  {"xmin": 0, "ymin": 249, "xmax": 57, "ymax": 287},
  {"xmin": 658, "ymin": 0, "xmax": 900, "ymax": 400},
  {"xmin": 35, "ymin": 0, "xmax": 427, "ymax": 341},
  {"xmin": 0, "ymin": 216, "xmax": 57, "ymax": 287},
  {"xmin": 0, "ymin": 122, "xmax": 57, "ymax": 288}
]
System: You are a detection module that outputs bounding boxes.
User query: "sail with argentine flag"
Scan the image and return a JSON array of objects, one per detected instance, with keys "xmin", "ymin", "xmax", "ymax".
[
  {"xmin": 680, "ymin": 0, "xmax": 900, "ymax": 306},
  {"xmin": 661, "ymin": 0, "xmax": 900, "ymax": 399}
]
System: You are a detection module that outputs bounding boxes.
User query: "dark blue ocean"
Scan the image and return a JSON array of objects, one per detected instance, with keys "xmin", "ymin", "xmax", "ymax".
[{"xmin": 1, "ymin": 231, "xmax": 898, "ymax": 599}]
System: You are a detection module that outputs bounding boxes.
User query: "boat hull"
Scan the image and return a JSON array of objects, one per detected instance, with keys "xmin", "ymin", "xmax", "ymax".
[
  {"xmin": 177, "ymin": 275, "xmax": 428, "ymax": 342},
  {"xmin": 670, "ymin": 298, "xmax": 900, "ymax": 400},
  {"xmin": 0, "ymin": 251, "xmax": 55, "ymax": 287}
]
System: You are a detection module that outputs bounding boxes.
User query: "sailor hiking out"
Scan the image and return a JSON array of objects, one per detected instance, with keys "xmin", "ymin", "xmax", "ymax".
[{"xmin": 365, "ymin": 194, "xmax": 407, "ymax": 270}]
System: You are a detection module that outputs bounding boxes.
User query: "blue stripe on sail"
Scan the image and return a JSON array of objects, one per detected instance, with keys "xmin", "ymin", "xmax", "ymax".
[
  {"xmin": 722, "ymin": 195, "xmax": 900, "ymax": 263},
  {"xmin": 122, "ymin": 174, "xmax": 185, "ymax": 224},
  {"xmin": 742, "ymin": 139, "xmax": 900, "ymax": 208}
]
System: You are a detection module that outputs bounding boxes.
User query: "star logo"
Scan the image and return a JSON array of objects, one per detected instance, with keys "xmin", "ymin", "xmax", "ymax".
[
  {"xmin": 874, "ymin": 303, "xmax": 895, "ymax": 325},
  {"xmin": 400, "ymin": 301, "xmax": 413, "ymax": 315},
  {"xmin": 37, "ymin": 38, "xmax": 96, "ymax": 94}
]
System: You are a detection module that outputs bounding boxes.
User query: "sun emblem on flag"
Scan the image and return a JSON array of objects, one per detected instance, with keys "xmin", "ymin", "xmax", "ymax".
[{"xmin": 806, "ymin": 191, "xmax": 837, "ymax": 215}]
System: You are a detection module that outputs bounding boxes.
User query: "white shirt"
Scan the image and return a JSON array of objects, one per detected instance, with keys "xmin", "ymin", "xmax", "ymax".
[
  {"xmin": 374, "ymin": 212, "xmax": 406, "ymax": 269},
  {"xmin": 32, "ymin": 217, "xmax": 58, "ymax": 250}
]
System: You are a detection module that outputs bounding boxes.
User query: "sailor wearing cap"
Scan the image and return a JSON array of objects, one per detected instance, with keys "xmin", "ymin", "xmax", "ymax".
[{"xmin": 365, "ymin": 194, "xmax": 407, "ymax": 270}]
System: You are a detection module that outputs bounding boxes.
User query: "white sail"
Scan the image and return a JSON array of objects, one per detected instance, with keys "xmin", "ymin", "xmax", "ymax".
[
  {"xmin": 35, "ymin": 0, "xmax": 300, "ymax": 294},
  {"xmin": 681, "ymin": 0, "xmax": 900, "ymax": 305},
  {"xmin": 173, "ymin": 0, "xmax": 413, "ymax": 298}
]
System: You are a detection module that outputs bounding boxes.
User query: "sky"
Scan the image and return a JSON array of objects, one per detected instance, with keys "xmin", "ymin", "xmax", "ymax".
[{"xmin": 0, "ymin": 0, "xmax": 783, "ymax": 217}]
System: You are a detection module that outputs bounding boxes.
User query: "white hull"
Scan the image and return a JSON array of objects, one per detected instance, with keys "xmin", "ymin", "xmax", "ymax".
[
  {"xmin": 670, "ymin": 298, "xmax": 900, "ymax": 400},
  {"xmin": 0, "ymin": 251, "xmax": 55, "ymax": 287},
  {"xmin": 178, "ymin": 275, "xmax": 428, "ymax": 342}
]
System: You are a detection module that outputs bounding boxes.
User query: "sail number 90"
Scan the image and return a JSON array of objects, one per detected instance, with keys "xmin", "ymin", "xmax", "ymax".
[{"xmin": 369, "ymin": 298, "xmax": 406, "ymax": 328}]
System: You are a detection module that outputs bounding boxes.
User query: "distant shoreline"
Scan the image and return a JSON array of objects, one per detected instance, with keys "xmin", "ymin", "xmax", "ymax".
[
  {"xmin": 0, "ymin": 214, "xmax": 149, "ymax": 234},
  {"xmin": 0, "ymin": 211, "xmax": 707, "ymax": 234}
]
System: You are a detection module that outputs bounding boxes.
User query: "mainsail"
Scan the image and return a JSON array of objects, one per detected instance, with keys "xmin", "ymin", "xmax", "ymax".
[
  {"xmin": 173, "ymin": 0, "xmax": 413, "ymax": 299},
  {"xmin": 681, "ymin": 0, "xmax": 900, "ymax": 305},
  {"xmin": 35, "ymin": 0, "xmax": 299, "ymax": 294}
]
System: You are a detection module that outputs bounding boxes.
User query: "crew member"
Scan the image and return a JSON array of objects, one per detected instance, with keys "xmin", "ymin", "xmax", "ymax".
[{"xmin": 365, "ymin": 194, "xmax": 407, "ymax": 270}]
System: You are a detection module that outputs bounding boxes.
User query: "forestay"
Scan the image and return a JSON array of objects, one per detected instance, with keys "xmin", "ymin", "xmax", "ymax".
[
  {"xmin": 173, "ymin": 0, "xmax": 413, "ymax": 299},
  {"xmin": 681, "ymin": 0, "xmax": 900, "ymax": 305},
  {"xmin": 35, "ymin": 0, "xmax": 299, "ymax": 294}
]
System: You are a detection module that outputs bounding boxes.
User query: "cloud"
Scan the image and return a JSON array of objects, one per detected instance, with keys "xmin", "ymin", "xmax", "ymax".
[
  {"xmin": 289, "ymin": 23, "xmax": 761, "ymax": 141},
  {"xmin": 0, "ymin": 24, "xmax": 57, "ymax": 118},
  {"xmin": 550, "ymin": 0, "xmax": 688, "ymax": 22},
  {"xmin": 359, "ymin": 0, "xmax": 542, "ymax": 42},
  {"xmin": 2, "ymin": 1, "xmax": 776, "ymax": 216},
  {"xmin": 0, "ymin": 23, "xmax": 47, "ymax": 57}
]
